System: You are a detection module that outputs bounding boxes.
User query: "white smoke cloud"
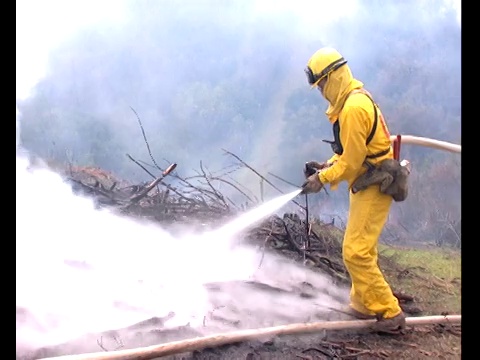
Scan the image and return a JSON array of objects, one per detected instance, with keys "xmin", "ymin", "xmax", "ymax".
[
  {"xmin": 16, "ymin": 0, "xmax": 127, "ymax": 101},
  {"xmin": 16, "ymin": 153, "xmax": 345, "ymax": 352},
  {"xmin": 16, "ymin": 153, "xmax": 257, "ymax": 346}
]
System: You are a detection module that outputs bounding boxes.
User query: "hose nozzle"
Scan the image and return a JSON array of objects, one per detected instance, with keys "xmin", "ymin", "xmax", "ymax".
[{"xmin": 304, "ymin": 163, "xmax": 317, "ymax": 177}]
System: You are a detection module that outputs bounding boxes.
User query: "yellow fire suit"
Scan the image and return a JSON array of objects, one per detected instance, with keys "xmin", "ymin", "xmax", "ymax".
[{"xmin": 315, "ymin": 53, "xmax": 402, "ymax": 319}]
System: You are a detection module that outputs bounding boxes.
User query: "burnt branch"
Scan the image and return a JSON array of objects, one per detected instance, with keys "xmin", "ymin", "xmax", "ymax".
[
  {"xmin": 126, "ymin": 153, "xmax": 156, "ymax": 179},
  {"xmin": 130, "ymin": 106, "xmax": 162, "ymax": 172},
  {"xmin": 222, "ymin": 148, "xmax": 305, "ymax": 210},
  {"xmin": 222, "ymin": 148, "xmax": 285, "ymax": 194},
  {"xmin": 267, "ymin": 171, "xmax": 300, "ymax": 188}
]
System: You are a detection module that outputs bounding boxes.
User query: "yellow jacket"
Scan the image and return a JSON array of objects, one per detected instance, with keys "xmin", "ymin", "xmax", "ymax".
[{"xmin": 319, "ymin": 74, "xmax": 393, "ymax": 190}]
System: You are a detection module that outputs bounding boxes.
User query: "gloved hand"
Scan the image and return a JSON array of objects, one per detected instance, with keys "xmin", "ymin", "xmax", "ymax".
[
  {"xmin": 306, "ymin": 160, "xmax": 331, "ymax": 170},
  {"xmin": 304, "ymin": 161, "xmax": 332, "ymax": 178},
  {"xmin": 301, "ymin": 171, "xmax": 324, "ymax": 194}
]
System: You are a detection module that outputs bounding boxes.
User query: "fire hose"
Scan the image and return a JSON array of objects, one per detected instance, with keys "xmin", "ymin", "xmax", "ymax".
[
  {"xmin": 390, "ymin": 134, "xmax": 461, "ymax": 154},
  {"xmin": 39, "ymin": 315, "xmax": 461, "ymax": 360}
]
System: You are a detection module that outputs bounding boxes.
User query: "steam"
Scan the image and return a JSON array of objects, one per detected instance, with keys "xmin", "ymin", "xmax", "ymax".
[
  {"xmin": 16, "ymin": 160, "xmax": 229, "ymax": 345},
  {"xmin": 16, "ymin": 155, "xmax": 206, "ymax": 344},
  {"xmin": 16, "ymin": 155, "xmax": 345, "ymax": 351}
]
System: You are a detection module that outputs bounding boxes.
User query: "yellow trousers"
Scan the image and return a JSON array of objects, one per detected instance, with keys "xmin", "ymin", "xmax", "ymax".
[{"xmin": 343, "ymin": 185, "xmax": 402, "ymax": 319}]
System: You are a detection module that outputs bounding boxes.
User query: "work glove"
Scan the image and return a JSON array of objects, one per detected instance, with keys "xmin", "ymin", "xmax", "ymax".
[
  {"xmin": 301, "ymin": 171, "xmax": 324, "ymax": 194},
  {"xmin": 304, "ymin": 161, "xmax": 331, "ymax": 178}
]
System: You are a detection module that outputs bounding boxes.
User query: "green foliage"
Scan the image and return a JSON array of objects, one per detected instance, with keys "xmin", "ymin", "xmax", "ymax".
[
  {"xmin": 379, "ymin": 245, "xmax": 461, "ymax": 280},
  {"xmin": 379, "ymin": 244, "xmax": 461, "ymax": 314}
]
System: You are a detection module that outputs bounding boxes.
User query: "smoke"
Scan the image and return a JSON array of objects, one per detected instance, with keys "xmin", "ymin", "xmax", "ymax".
[
  {"xmin": 16, "ymin": 153, "xmax": 348, "ymax": 352},
  {"xmin": 16, "ymin": 0, "xmax": 127, "ymax": 100},
  {"xmin": 17, "ymin": 155, "xmax": 205, "ymax": 343}
]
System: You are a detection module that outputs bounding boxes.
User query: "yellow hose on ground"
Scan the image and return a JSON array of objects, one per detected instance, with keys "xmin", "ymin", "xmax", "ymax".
[{"xmin": 39, "ymin": 315, "xmax": 461, "ymax": 360}]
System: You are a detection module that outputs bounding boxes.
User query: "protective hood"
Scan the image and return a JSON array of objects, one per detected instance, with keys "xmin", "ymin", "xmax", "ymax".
[{"xmin": 323, "ymin": 65, "xmax": 363, "ymax": 123}]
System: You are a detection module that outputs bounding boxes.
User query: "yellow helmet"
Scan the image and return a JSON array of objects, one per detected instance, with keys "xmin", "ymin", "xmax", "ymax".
[{"xmin": 305, "ymin": 47, "xmax": 348, "ymax": 87}]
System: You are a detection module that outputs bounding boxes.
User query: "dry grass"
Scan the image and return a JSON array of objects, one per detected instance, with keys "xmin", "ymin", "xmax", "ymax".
[
  {"xmin": 370, "ymin": 244, "xmax": 462, "ymax": 359},
  {"xmin": 379, "ymin": 244, "xmax": 461, "ymax": 316}
]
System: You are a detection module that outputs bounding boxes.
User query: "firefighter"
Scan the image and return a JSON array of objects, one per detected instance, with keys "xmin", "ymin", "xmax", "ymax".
[{"xmin": 301, "ymin": 47, "xmax": 406, "ymax": 333}]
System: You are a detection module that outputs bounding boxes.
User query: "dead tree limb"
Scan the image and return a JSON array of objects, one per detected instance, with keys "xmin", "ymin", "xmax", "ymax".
[
  {"xmin": 267, "ymin": 172, "xmax": 299, "ymax": 188},
  {"xmin": 222, "ymin": 148, "xmax": 305, "ymax": 210},
  {"xmin": 224, "ymin": 176, "xmax": 260, "ymax": 203},
  {"xmin": 222, "ymin": 148, "xmax": 285, "ymax": 194},
  {"xmin": 127, "ymin": 158, "xmax": 196, "ymax": 201},
  {"xmin": 128, "ymin": 156, "xmax": 222, "ymax": 208},
  {"xmin": 196, "ymin": 162, "xmax": 233, "ymax": 210},
  {"xmin": 68, "ymin": 179, "xmax": 120, "ymax": 203},
  {"xmin": 185, "ymin": 163, "xmax": 241, "ymax": 181},
  {"xmin": 126, "ymin": 153, "xmax": 156, "ymax": 179},
  {"xmin": 125, "ymin": 163, "xmax": 177, "ymax": 205},
  {"xmin": 282, "ymin": 221, "xmax": 349, "ymax": 283},
  {"xmin": 129, "ymin": 106, "xmax": 162, "ymax": 172},
  {"xmin": 133, "ymin": 153, "xmax": 255, "ymax": 208},
  {"xmin": 204, "ymin": 177, "xmax": 256, "ymax": 204}
]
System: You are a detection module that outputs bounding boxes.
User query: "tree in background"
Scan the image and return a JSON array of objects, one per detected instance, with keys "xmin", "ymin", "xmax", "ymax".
[{"xmin": 16, "ymin": 0, "xmax": 461, "ymax": 246}]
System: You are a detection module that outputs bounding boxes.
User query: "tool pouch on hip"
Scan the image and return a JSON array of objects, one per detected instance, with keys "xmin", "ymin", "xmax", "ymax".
[{"xmin": 351, "ymin": 159, "xmax": 410, "ymax": 202}]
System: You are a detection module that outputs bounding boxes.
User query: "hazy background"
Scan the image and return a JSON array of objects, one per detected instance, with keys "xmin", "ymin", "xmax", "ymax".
[
  {"xmin": 16, "ymin": 0, "xmax": 461, "ymax": 353},
  {"xmin": 17, "ymin": 0, "xmax": 461, "ymax": 243}
]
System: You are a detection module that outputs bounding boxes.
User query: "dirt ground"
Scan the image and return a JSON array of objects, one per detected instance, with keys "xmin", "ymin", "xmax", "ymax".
[
  {"xmin": 18, "ymin": 309, "xmax": 461, "ymax": 360},
  {"xmin": 23, "ymin": 327, "xmax": 461, "ymax": 360},
  {"xmin": 183, "ymin": 327, "xmax": 461, "ymax": 360}
]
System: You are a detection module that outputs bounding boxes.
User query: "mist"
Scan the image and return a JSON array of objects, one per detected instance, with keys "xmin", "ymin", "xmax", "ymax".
[
  {"xmin": 16, "ymin": 0, "xmax": 460, "ymax": 354},
  {"xmin": 16, "ymin": 152, "xmax": 347, "ymax": 352},
  {"xmin": 16, "ymin": 0, "xmax": 461, "ymax": 221}
]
